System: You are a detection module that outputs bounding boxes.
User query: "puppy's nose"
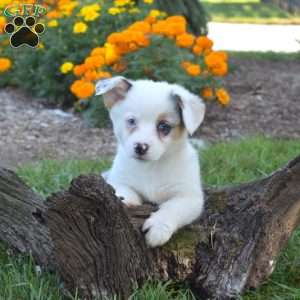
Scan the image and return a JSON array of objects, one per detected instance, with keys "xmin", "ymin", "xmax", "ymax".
[{"xmin": 134, "ymin": 143, "xmax": 149, "ymax": 156}]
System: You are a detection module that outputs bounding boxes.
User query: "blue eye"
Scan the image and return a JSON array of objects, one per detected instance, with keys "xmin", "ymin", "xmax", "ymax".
[
  {"xmin": 157, "ymin": 121, "xmax": 172, "ymax": 136},
  {"xmin": 127, "ymin": 117, "xmax": 137, "ymax": 127}
]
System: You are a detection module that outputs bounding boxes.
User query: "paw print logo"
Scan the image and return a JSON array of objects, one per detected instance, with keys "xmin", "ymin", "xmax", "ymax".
[{"xmin": 4, "ymin": 16, "xmax": 45, "ymax": 48}]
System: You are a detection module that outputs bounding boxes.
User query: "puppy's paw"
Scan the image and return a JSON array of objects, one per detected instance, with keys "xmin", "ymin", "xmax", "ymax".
[
  {"xmin": 121, "ymin": 196, "xmax": 142, "ymax": 207},
  {"xmin": 142, "ymin": 215, "xmax": 174, "ymax": 247}
]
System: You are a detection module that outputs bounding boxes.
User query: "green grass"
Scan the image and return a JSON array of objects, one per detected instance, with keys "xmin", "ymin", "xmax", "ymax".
[
  {"xmin": 229, "ymin": 51, "xmax": 300, "ymax": 61},
  {"xmin": 0, "ymin": 137, "xmax": 300, "ymax": 299},
  {"xmin": 202, "ymin": 0, "xmax": 300, "ymax": 24}
]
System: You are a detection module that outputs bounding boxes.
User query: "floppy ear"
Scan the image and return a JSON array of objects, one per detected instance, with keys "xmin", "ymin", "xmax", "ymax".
[
  {"xmin": 95, "ymin": 76, "xmax": 132, "ymax": 109},
  {"xmin": 171, "ymin": 85, "xmax": 205, "ymax": 135}
]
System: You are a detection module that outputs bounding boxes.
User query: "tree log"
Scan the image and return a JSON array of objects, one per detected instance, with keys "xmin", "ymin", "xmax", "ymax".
[{"xmin": 0, "ymin": 155, "xmax": 300, "ymax": 299}]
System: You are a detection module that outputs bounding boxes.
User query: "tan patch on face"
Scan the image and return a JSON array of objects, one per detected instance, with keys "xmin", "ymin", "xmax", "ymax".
[
  {"xmin": 170, "ymin": 123, "xmax": 185, "ymax": 140},
  {"xmin": 156, "ymin": 112, "xmax": 185, "ymax": 141}
]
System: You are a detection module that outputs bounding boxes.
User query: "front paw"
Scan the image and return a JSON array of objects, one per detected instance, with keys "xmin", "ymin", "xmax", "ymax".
[
  {"xmin": 142, "ymin": 215, "xmax": 174, "ymax": 247},
  {"xmin": 120, "ymin": 197, "xmax": 142, "ymax": 207}
]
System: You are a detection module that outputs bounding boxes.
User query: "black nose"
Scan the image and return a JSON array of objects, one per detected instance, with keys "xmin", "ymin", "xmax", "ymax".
[{"xmin": 134, "ymin": 143, "xmax": 149, "ymax": 156}]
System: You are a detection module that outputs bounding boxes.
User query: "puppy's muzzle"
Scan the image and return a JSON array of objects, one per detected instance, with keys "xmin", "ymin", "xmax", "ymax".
[{"xmin": 134, "ymin": 143, "xmax": 149, "ymax": 156}]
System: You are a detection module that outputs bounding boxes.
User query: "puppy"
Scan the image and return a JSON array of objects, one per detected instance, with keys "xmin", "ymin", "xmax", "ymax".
[{"xmin": 96, "ymin": 76, "xmax": 205, "ymax": 247}]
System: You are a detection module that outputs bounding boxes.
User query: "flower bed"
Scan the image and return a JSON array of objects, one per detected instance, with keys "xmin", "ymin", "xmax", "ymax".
[{"xmin": 0, "ymin": 0, "xmax": 229, "ymax": 126}]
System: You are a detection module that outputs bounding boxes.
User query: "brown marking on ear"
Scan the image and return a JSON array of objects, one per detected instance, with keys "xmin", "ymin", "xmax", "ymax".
[{"xmin": 103, "ymin": 80, "xmax": 132, "ymax": 109}]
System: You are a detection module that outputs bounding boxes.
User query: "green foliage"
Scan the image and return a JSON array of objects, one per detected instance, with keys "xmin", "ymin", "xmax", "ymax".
[
  {"xmin": 0, "ymin": 1, "xmax": 157, "ymax": 106},
  {"xmin": 202, "ymin": 0, "xmax": 300, "ymax": 24},
  {"xmin": 229, "ymin": 51, "xmax": 300, "ymax": 61},
  {"xmin": 0, "ymin": 137, "xmax": 297, "ymax": 299}
]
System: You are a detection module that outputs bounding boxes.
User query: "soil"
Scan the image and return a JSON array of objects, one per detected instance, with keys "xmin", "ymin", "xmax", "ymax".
[{"xmin": 1, "ymin": 57, "xmax": 300, "ymax": 169}]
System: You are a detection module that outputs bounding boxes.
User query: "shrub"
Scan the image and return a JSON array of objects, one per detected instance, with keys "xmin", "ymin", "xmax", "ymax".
[
  {"xmin": 0, "ymin": 0, "xmax": 228, "ymax": 128},
  {"xmin": 0, "ymin": 0, "xmax": 160, "ymax": 106}
]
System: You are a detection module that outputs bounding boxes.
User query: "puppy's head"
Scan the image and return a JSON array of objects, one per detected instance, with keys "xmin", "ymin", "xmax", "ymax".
[{"xmin": 96, "ymin": 76, "xmax": 205, "ymax": 161}]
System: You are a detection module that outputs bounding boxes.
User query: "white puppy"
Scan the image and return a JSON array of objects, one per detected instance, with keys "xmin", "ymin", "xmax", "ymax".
[{"xmin": 96, "ymin": 77, "xmax": 205, "ymax": 247}]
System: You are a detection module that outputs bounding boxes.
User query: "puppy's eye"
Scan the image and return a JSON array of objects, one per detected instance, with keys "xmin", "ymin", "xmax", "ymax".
[
  {"xmin": 127, "ymin": 117, "xmax": 137, "ymax": 127},
  {"xmin": 157, "ymin": 121, "xmax": 172, "ymax": 136}
]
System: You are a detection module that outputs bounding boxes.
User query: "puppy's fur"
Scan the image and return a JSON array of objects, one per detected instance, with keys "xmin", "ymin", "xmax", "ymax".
[{"xmin": 96, "ymin": 77, "xmax": 205, "ymax": 247}]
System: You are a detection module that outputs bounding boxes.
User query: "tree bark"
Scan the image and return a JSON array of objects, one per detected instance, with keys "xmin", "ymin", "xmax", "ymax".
[
  {"xmin": 155, "ymin": 0, "xmax": 208, "ymax": 35},
  {"xmin": 0, "ymin": 155, "xmax": 300, "ymax": 299}
]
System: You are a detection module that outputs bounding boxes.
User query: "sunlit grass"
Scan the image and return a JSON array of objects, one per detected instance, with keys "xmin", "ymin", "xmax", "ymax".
[
  {"xmin": 202, "ymin": 0, "xmax": 300, "ymax": 24},
  {"xmin": 0, "ymin": 137, "xmax": 299, "ymax": 299}
]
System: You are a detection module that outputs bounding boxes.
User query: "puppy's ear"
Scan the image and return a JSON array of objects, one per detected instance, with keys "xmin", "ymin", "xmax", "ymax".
[
  {"xmin": 171, "ymin": 85, "xmax": 205, "ymax": 135},
  {"xmin": 95, "ymin": 76, "xmax": 132, "ymax": 109}
]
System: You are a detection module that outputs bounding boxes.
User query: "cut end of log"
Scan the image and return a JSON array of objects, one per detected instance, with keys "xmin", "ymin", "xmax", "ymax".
[{"xmin": 46, "ymin": 175, "xmax": 153, "ymax": 299}]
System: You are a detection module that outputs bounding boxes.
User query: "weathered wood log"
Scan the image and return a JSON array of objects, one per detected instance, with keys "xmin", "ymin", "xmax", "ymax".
[{"xmin": 0, "ymin": 155, "xmax": 299, "ymax": 299}]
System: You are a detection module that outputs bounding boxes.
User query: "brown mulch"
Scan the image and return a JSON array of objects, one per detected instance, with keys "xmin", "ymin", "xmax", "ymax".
[{"xmin": 1, "ymin": 57, "xmax": 299, "ymax": 169}]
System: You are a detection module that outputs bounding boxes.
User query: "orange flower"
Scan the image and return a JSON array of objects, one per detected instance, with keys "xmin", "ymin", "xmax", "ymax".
[
  {"xmin": 90, "ymin": 47, "xmax": 106, "ymax": 57},
  {"xmin": 83, "ymin": 70, "xmax": 98, "ymax": 81},
  {"xmin": 205, "ymin": 51, "xmax": 228, "ymax": 76},
  {"xmin": 128, "ymin": 21, "xmax": 151, "ymax": 34},
  {"xmin": 104, "ymin": 43, "xmax": 120, "ymax": 65},
  {"xmin": 211, "ymin": 62, "xmax": 228, "ymax": 76},
  {"xmin": 181, "ymin": 60, "xmax": 192, "ymax": 69},
  {"xmin": 0, "ymin": 16, "xmax": 7, "ymax": 34},
  {"xmin": 46, "ymin": 10, "xmax": 61, "ymax": 19},
  {"xmin": 73, "ymin": 64, "xmax": 87, "ymax": 77},
  {"xmin": 182, "ymin": 62, "xmax": 201, "ymax": 76},
  {"xmin": 71, "ymin": 80, "xmax": 95, "ymax": 99},
  {"xmin": 95, "ymin": 71, "xmax": 112, "ymax": 80},
  {"xmin": 201, "ymin": 87, "xmax": 213, "ymax": 99},
  {"xmin": 176, "ymin": 33, "xmax": 195, "ymax": 48},
  {"xmin": 84, "ymin": 56, "xmax": 105, "ymax": 69},
  {"xmin": 194, "ymin": 36, "xmax": 213, "ymax": 55},
  {"xmin": 216, "ymin": 88, "xmax": 230, "ymax": 106},
  {"xmin": 166, "ymin": 16, "xmax": 187, "ymax": 25},
  {"xmin": 152, "ymin": 16, "xmax": 187, "ymax": 37},
  {"xmin": 0, "ymin": 58, "xmax": 12, "ymax": 73}
]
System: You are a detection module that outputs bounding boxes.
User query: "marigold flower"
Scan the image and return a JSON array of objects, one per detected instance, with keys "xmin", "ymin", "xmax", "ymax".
[
  {"xmin": 149, "ymin": 9, "xmax": 162, "ymax": 18},
  {"xmin": 176, "ymin": 33, "xmax": 195, "ymax": 48},
  {"xmin": 104, "ymin": 43, "xmax": 120, "ymax": 65},
  {"xmin": 83, "ymin": 70, "xmax": 98, "ymax": 81},
  {"xmin": 182, "ymin": 62, "xmax": 201, "ymax": 76},
  {"xmin": 166, "ymin": 16, "xmax": 187, "ymax": 25},
  {"xmin": 0, "ymin": 16, "xmax": 7, "ymax": 34},
  {"xmin": 60, "ymin": 62, "xmax": 74, "ymax": 74},
  {"xmin": 95, "ymin": 71, "xmax": 112, "ymax": 80},
  {"xmin": 60, "ymin": 1, "xmax": 78, "ymax": 16},
  {"xmin": 47, "ymin": 10, "xmax": 61, "ymax": 19},
  {"xmin": 73, "ymin": 22, "xmax": 88, "ymax": 34},
  {"xmin": 128, "ymin": 21, "xmax": 151, "ymax": 34},
  {"xmin": 90, "ymin": 47, "xmax": 106, "ymax": 57},
  {"xmin": 114, "ymin": 0, "xmax": 132, "ymax": 7},
  {"xmin": 79, "ymin": 4, "xmax": 101, "ymax": 21},
  {"xmin": 48, "ymin": 20, "xmax": 58, "ymax": 27},
  {"xmin": 195, "ymin": 36, "xmax": 213, "ymax": 52},
  {"xmin": 216, "ymin": 88, "xmax": 230, "ymax": 106},
  {"xmin": 143, "ymin": 0, "xmax": 154, "ymax": 4},
  {"xmin": 71, "ymin": 80, "xmax": 95, "ymax": 99},
  {"xmin": 84, "ymin": 56, "xmax": 105, "ymax": 69},
  {"xmin": 128, "ymin": 8, "xmax": 140, "ymax": 14},
  {"xmin": 0, "ymin": 58, "xmax": 12, "ymax": 73},
  {"xmin": 108, "ymin": 7, "xmax": 122, "ymax": 15},
  {"xmin": 73, "ymin": 64, "xmax": 87, "ymax": 77},
  {"xmin": 201, "ymin": 87, "xmax": 213, "ymax": 99},
  {"xmin": 205, "ymin": 51, "xmax": 228, "ymax": 76}
]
